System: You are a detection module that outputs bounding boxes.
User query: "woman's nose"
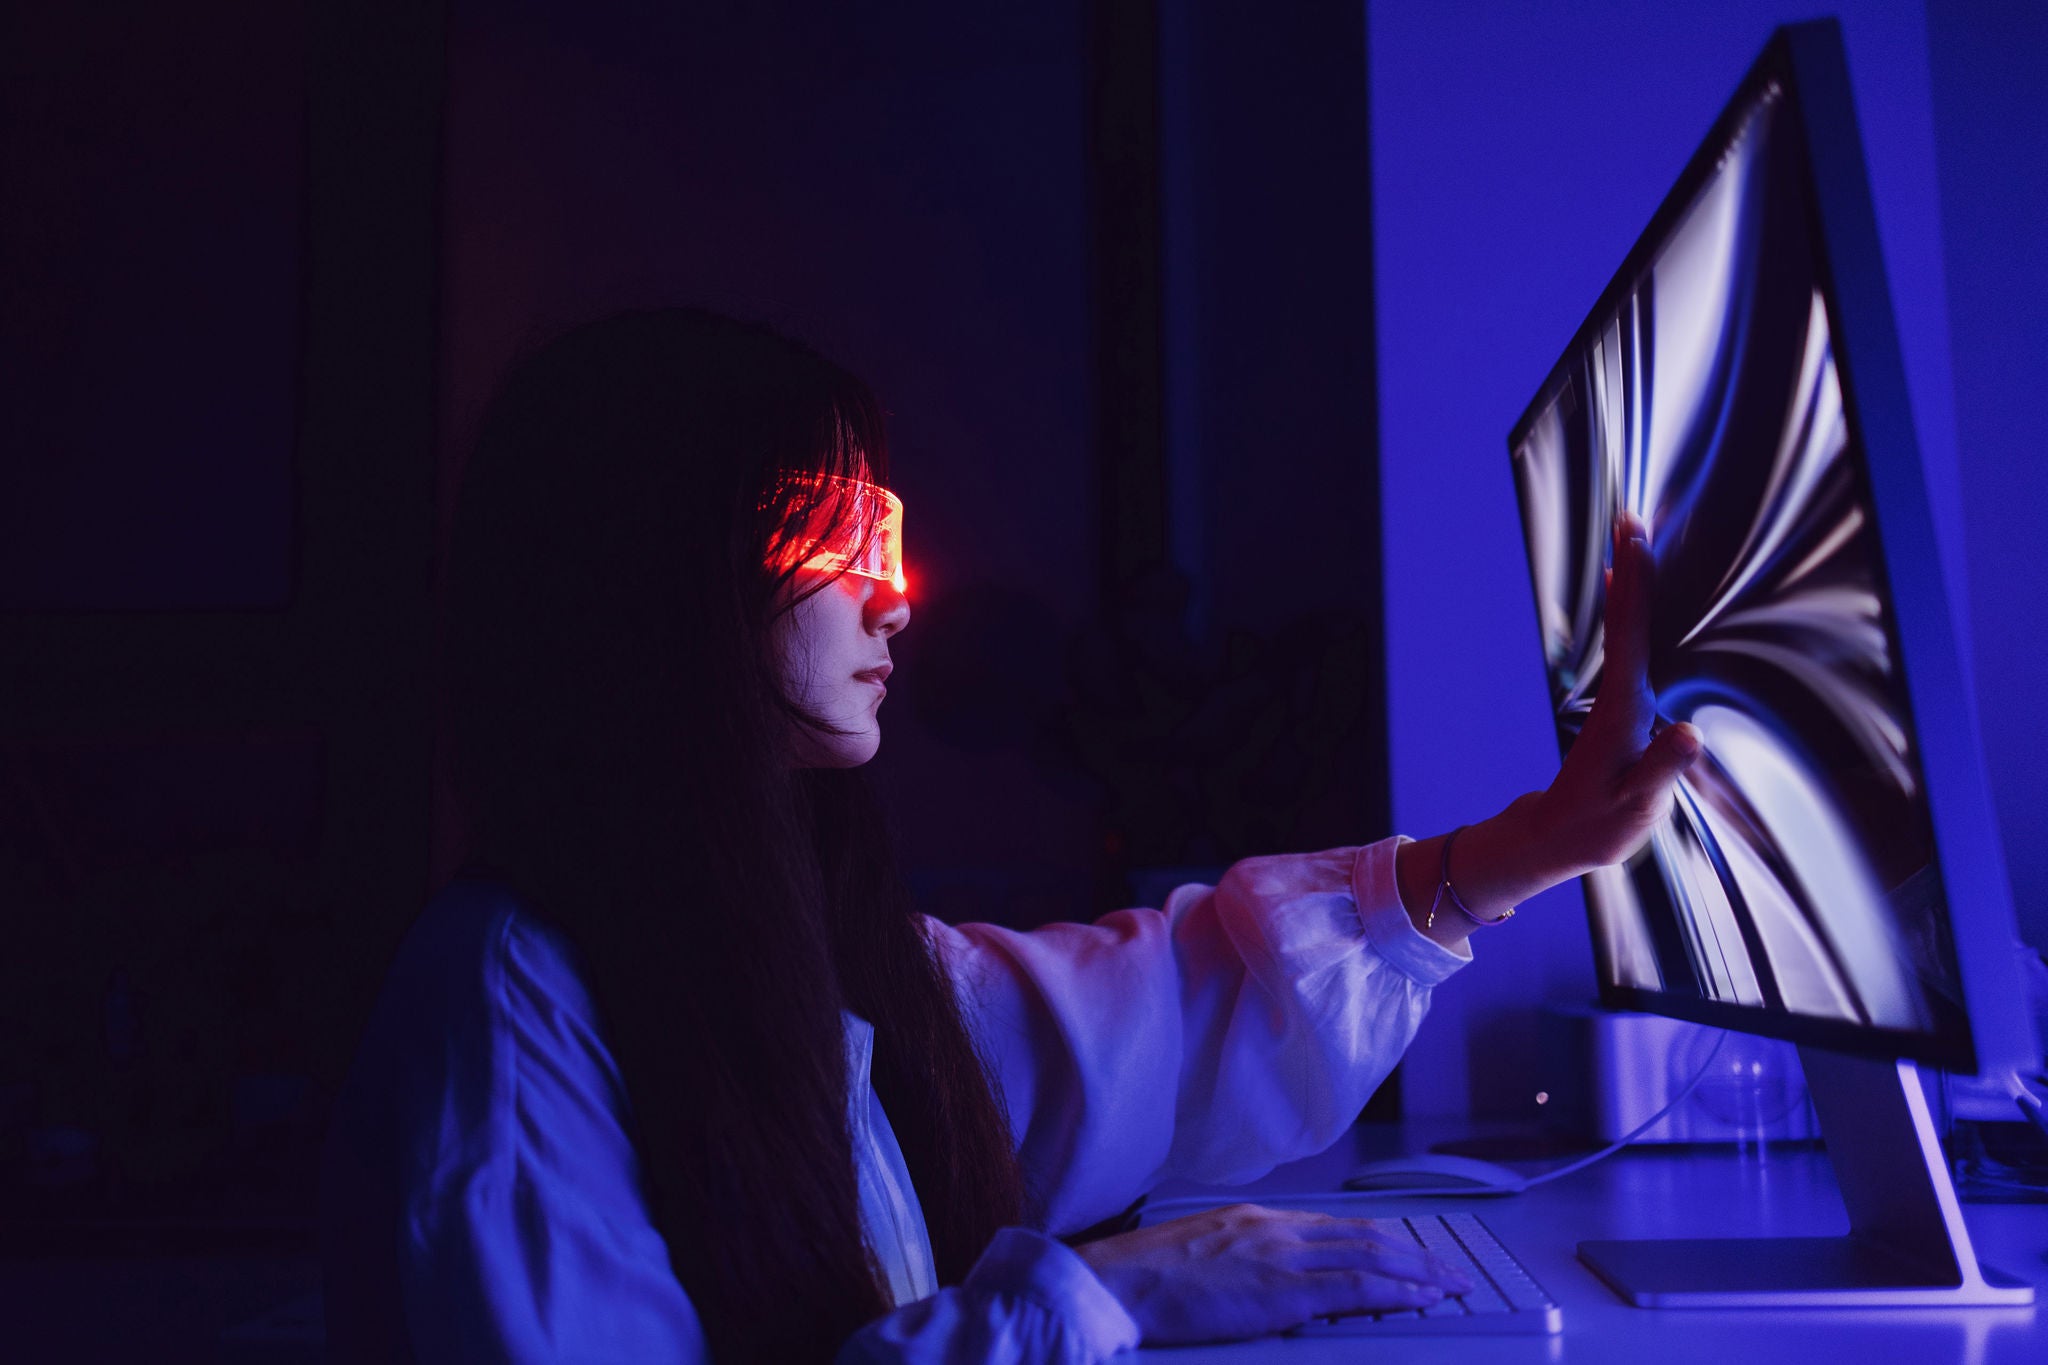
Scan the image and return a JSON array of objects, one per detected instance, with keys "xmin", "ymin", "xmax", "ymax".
[{"xmin": 868, "ymin": 578, "xmax": 910, "ymax": 636}]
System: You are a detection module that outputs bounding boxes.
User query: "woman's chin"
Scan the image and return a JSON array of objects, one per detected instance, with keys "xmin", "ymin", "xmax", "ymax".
[{"xmin": 794, "ymin": 727, "xmax": 880, "ymax": 769}]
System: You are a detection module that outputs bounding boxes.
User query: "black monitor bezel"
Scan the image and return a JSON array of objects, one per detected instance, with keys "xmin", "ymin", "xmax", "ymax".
[{"xmin": 1504, "ymin": 20, "xmax": 1980, "ymax": 1073}]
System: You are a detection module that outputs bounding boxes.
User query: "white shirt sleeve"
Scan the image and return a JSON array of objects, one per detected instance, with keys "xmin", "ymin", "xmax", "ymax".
[
  {"xmin": 396, "ymin": 910, "xmax": 715, "ymax": 1363},
  {"xmin": 834, "ymin": 1228, "xmax": 1140, "ymax": 1364},
  {"xmin": 924, "ymin": 836, "xmax": 1470, "ymax": 1236}
]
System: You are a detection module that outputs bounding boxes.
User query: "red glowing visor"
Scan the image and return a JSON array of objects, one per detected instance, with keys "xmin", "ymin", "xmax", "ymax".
[{"xmin": 764, "ymin": 473, "xmax": 906, "ymax": 594}]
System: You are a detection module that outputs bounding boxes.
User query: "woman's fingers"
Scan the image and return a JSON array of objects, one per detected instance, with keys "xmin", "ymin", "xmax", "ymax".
[
  {"xmin": 1287, "ymin": 1223, "xmax": 1474, "ymax": 1293},
  {"xmin": 1074, "ymin": 1203, "xmax": 1485, "ymax": 1345},
  {"xmin": 1600, "ymin": 510, "xmax": 1655, "ymax": 721},
  {"xmin": 1530, "ymin": 510, "xmax": 1709, "ymax": 875},
  {"xmin": 1291, "ymin": 1242, "xmax": 1436, "ymax": 1283},
  {"xmin": 1264, "ymin": 1207, "xmax": 1344, "ymax": 1225},
  {"xmin": 1621, "ymin": 719, "xmax": 1704, "ymax": 807},
  {"xmin": 1289, "ymin": 1215, "xmax": 1424, "ymax": 1253},
  {"xmin": 1290, "ymin": 1213, "xmax": 1397, "ymax": 1239},
  {"xmin": 1305, "ymin": 1269, "xmax": 1449, "ymax": 1316}
]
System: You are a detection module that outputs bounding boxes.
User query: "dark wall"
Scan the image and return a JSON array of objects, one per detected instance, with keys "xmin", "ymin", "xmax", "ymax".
[
  {"xmin": 0, "ymin": 0, "xmax": 440, "ymax": 1264},
  {"xmin": 0, "ymin": 1, "xmax": 304, "ymax": 611},
  {"xmin": 1151, "ymin": 1, "xmax": 1387, "ymax": 875}
]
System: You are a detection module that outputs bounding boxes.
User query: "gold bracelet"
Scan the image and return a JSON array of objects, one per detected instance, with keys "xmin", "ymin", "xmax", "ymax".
[{"xmin": 1424, "ymin": 824, "xmax": 1517, "ymax": 930}]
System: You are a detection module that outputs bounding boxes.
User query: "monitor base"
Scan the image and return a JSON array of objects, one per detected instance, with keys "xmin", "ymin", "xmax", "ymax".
[
  {"xmin": 1579, "ymin": 1046, "xmax": 2035, "ymax": 1309},
  {"xmin": 1579, "ymin": 1234, "xmax": 2033, "ymax": 1307}
]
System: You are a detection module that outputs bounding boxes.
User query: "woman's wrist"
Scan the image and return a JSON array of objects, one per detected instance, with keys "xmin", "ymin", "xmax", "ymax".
[
  {"xmin": 1456, "ymin": 793, "xmax": 1571, "ymax": 909},
  {"xmin": 1394, "ymin": 793, "xmax": 1571, "ymax": 947}
]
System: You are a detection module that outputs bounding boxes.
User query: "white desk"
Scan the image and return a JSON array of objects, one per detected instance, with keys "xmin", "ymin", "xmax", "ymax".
[{"xmin": 1134, "ymin": 1123, "xmax": 2047, "ymax": 1363}]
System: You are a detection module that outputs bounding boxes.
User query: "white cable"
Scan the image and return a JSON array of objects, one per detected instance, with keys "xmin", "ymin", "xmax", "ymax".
[
  {"xmin": 1150, "ymin": 1028, "xmax": 1741, "ymax": 1219},
  {"xmin": 1516, "ymin": 1028, "xmax": 1732, "ymax": 1189}
]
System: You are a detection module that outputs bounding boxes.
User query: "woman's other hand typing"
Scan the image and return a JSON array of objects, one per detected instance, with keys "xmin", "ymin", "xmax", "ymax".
[{"xmin": 1070, "ymin": 1203, "xmax": 1475, "ymax": 1345}]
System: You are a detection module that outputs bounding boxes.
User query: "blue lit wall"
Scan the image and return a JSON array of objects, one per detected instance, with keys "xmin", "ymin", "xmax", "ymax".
[
  {"xmin": 1928, "ymin": 1, "xmax": 2048, "ymax": 990},
  {"xmin": 1370, "ymin": 1, "xmax": 2040, "ymax": 1116}
]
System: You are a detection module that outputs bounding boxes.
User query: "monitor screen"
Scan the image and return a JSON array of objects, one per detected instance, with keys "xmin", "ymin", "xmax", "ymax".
[{"xmin": 1507, "ymin": 67, "xmax": 1972, "ymax": 1066}]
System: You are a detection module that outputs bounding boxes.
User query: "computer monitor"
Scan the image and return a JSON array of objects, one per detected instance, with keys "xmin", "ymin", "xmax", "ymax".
[{"xmin": 1506, "ymin": 19, "xmax": 2036, "ymax": 1307}]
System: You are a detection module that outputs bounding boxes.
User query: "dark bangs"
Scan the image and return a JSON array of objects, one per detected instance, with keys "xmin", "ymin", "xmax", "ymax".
[{"xmin": 754, "ymin": 378, "xmax": 894, "ymax": 619}]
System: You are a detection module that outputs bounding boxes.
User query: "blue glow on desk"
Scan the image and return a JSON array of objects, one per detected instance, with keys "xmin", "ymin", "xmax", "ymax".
[{"xmin": 1136, "ymin": 1124, "xmax": 2045, "ymax": 1361}]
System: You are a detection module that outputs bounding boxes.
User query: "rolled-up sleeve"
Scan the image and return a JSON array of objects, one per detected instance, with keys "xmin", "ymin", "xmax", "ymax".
[
  {"xmin": 835, "ymin": 1228, "xmax": 1140, "ymax": 1364},
  {"xmin": 925, "ymin": 836, "xmax": 1470, "ymax": 1235}
]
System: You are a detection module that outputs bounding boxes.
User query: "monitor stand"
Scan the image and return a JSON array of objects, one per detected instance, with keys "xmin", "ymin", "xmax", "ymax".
[{"xmin": 1578, "ymin": 1046, "xmax": 2035, "ymax": 1307}]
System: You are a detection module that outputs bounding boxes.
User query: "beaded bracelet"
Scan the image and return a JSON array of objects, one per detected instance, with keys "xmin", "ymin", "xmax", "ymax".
[{"xmin": 1425, "ymin": 824, "xmax": 1517, "ymax": 930}]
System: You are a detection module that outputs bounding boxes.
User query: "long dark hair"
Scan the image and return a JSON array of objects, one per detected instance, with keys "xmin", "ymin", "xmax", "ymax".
[{"xmin": 443, "ymin": 309, "xmax": 1026, "ymax": 1362}]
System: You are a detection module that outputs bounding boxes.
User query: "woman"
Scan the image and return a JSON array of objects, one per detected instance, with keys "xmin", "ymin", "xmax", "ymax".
[{"xmin": 319, "ymin": 308, "xmax": 1698, "ymax": 1363}]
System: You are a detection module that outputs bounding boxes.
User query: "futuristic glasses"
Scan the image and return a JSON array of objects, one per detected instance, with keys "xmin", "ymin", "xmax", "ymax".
[{"xmin": 763, "ymin": 472, "xmax": 906, "ymax": 594}]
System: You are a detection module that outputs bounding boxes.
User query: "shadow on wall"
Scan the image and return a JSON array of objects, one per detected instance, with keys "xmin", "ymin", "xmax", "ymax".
[
  {"xmin": 899, "ymin": 562, "xmax": 1381, "ymax": 924},
  {"xmin": 0, "ymin": 734, "xmax": 342, "ymax": 1231}
]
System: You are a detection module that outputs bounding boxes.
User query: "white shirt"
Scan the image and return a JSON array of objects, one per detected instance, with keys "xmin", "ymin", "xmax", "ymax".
[{"xmin": 320, "ymin": 836, "xmax": 1469, "ymax": 1362}]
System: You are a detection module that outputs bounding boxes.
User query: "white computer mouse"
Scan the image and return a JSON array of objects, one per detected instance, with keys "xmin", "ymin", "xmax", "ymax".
[{"xmin": 1340, "ymin": 1152, "xmax": 1529, "ymax": 1196}]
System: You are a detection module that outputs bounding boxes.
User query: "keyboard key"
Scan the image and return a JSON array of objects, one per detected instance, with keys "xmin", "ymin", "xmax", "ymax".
[{"xmin": 1458, "ymin": 1283, "xmax": 1514, "ymax": 1314}]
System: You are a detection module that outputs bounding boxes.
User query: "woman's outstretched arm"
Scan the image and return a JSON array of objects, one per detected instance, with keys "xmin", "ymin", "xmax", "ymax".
[{"xmin": 928, "ymin": 837, "xmax": 1458, "ymax": 1239}]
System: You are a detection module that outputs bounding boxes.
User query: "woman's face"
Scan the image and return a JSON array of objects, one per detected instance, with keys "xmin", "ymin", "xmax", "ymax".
[{"xmin": 773, "ymin": 567, "xmax": 910, "ymax": 767}]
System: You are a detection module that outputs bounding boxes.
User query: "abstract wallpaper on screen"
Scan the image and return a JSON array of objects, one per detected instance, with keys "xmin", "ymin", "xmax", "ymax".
[{"xmin": 1512, "ymin": 83, "xmax": 1965, "ymax": 1039}]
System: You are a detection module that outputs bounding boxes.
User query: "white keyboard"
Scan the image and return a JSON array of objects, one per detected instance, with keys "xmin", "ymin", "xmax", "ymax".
[{"xmin": 1292, "ymin": 1213, "xmax": 1562, "ymax": 1336}]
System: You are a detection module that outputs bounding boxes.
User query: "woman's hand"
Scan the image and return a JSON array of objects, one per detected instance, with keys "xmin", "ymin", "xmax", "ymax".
[
  {"xmin": 1394, "ymin": 508, "xmax": 1702, "ymax": 945},
  {"xmin": 1071, "ymin": 1202, "xmax": 1475, "ymax": 1345},
  {"xmin": 1528, "ymin": 508, "xmax": 1701, "ymax": 877}
]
